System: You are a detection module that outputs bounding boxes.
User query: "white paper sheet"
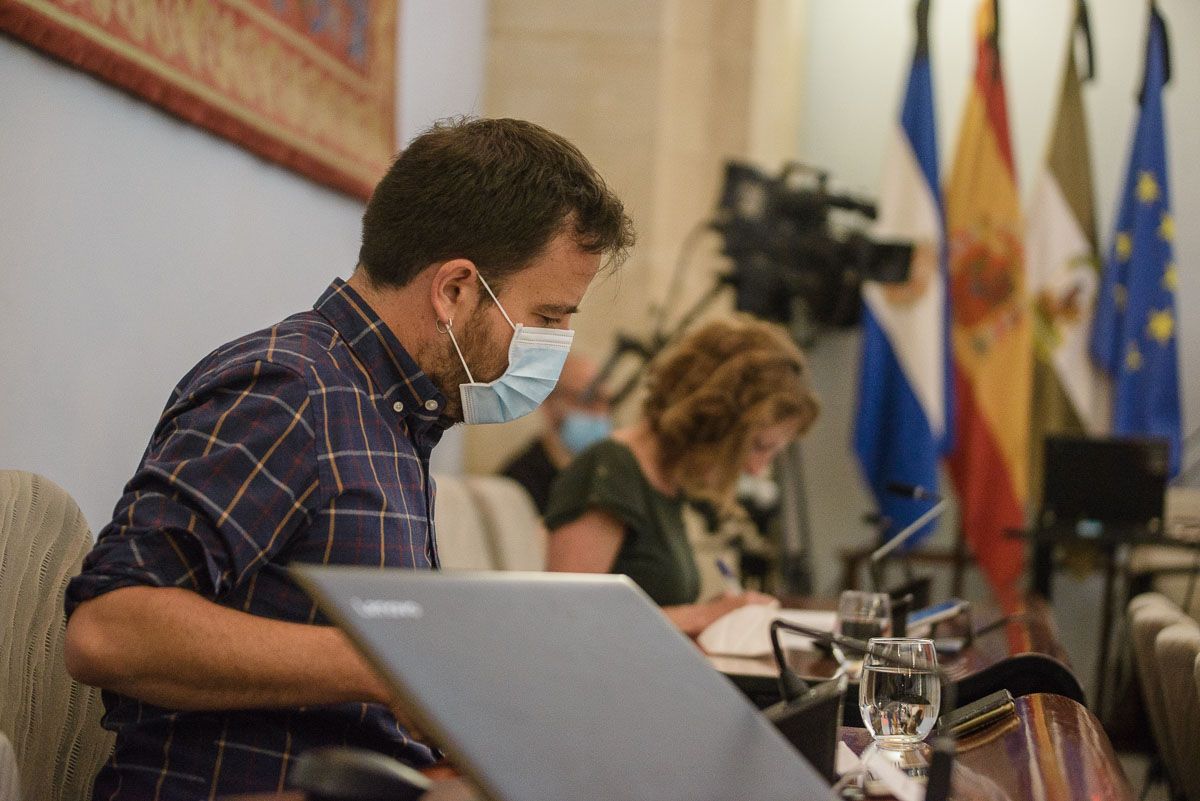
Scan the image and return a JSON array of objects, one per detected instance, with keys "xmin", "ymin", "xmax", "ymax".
[{"xmin": 697, "ymin": 604, "xmax": 838, "ymax": 657}]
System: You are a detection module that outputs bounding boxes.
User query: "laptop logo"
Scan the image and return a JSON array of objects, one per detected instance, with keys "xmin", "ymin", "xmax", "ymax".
[{"xmin": 350, "ymin": 597, "xmax": 424, "ymax": 620}]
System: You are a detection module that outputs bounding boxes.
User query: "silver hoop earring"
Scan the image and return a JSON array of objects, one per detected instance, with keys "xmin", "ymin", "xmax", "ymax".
[{"xmin": 435, "ymin": 318, "xmax": 452, "ymax": 334}]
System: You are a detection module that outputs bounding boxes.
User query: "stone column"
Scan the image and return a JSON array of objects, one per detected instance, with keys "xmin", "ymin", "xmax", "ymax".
[{"xmin": 470, "ymin": 0, "xmax": 807, "ymax": 473}]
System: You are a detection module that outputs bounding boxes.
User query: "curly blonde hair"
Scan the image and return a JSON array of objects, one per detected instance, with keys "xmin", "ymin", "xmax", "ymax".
[{"xmin": 643, "ymin": 315, "xmax": 819, "ymax": 508}]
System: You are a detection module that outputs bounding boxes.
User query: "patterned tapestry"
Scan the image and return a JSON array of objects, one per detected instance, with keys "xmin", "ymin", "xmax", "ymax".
[{"xmin": 0, "ymin": 0, "xmax": 397, "ymax": 199}]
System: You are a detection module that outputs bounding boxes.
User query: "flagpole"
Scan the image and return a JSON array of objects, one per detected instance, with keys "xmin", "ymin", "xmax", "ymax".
[
  {"xmin": 915, "ymin": 0, "xmax": 930, "ymax": 57},
  {"xmin": 990, "ymin": 0, "xmax": 1001, "ymax": 79},
  {"xmin": 1075, "ymin": 0, "xmax": 1095, "ymax": 82}
]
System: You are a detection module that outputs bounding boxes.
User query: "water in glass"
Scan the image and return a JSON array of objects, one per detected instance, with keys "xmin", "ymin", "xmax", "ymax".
[
  {"xmin": 839, "ymin": 617, "xmax": 889, "ymax": 642},
  {"xmin": 858, "ymin": 638, "xmax": 940, "ymax": 749}
]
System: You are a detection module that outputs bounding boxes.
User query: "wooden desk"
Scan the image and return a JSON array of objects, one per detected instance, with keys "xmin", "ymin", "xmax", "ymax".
[
  {"xmin": 841, "ymin": 693, "xmax": 1134, "ymax": 801},
  {"xmin": 233, "ymin": 696, "xmax": 1129, "ymax": 801},
  {"xmin": 709, "ymin": 596, "xmax": 1084, "ymax": 711},
  {"xmin": 231, "ymin": 602, "xmax": 1097, "ymax": 801}
]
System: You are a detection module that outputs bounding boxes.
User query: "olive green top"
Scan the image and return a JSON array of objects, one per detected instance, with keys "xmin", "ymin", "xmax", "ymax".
[{"xmin": 544, "ymin": 439, "xmax": 701, "ymax": 607}]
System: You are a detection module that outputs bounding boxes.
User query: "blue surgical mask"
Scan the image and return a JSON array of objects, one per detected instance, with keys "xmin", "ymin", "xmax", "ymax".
[
  {"xmin": 560, "ymin": 411, "xmax": 612, "ymax": 455},
  {"xmin": 444, "ymin": 274, "xmax": 574, "ymax": 425}
]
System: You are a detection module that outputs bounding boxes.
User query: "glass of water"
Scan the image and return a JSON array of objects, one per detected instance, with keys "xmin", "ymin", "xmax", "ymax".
[
  {"xmin": 859, "ymin": 637, "xmax": 941, "ymax": 750},
  {"xmin": 836, "ymin": 591, "xmax": 891, "ymax": 677},
  {"xmin": 837, "ymin": 590, "xmax": 892, "ymax": 641}
]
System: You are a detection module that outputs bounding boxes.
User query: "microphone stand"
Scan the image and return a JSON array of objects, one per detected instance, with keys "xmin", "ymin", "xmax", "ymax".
[
  {"xmin": 762, "ymin": 622, "xmax": 847, "ymax": 783},
  {"xmin": 584, "ymin": 275, "xmax": 734, "ymax": 408},
  {"xmin": 869, "ymin": 499, "xmax": 948, "ymax": 592},
  {"xmin": 769, "ymin": 620, "xmax": 957, "ymax": 801}
]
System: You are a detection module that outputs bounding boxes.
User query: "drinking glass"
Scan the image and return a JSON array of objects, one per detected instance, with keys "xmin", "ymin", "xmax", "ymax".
[
  {"xmin": 836, "ymin": 591, "xmax": 892, "ymax": 677},
  {"xmin": 837, "ymin": 590, "xmax": 892, "ymax": 641},
  {"xmin": 858, "ymin": 637, "xmax": 941, "ymax": 750}
]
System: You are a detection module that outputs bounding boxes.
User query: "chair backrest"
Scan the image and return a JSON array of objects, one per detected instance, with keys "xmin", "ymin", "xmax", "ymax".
[
  {"xmin": 433, "ymin": 474, "xmax": 498, "ymax": 570},
  {"xmin": 1155, "ymin": 619, "xmax": 1200, "ymax": 801},
  {"xmin": 1129, "ymin": 593, "xmax": 1187, "ymax": 783},
  {"xmin": 0, "ymin": 731, "xmax": 20, "ymax": 801},
  {"xmin": 1194, "ymin": 652, "xmax": 1200, "ymax": 772},
  {"xmin": 464, "ymin": 476, "xmax": 546, "ymax": 571},
  {"xmin": 0, "ymin": 471, "xmax": 114, "ymax": 801}
]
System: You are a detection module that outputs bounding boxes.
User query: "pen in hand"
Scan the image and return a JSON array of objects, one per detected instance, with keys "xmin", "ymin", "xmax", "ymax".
[{"xmin": 715, "ymin": 557, "xmax": 743, "ymax": 596}]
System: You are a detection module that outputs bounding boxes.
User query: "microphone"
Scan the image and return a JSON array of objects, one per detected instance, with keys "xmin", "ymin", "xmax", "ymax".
[
  {"xmin": 769, "ymin": 619, "xmax": 958, "ymax": 801},
  {"xmin": 763, "ymin": 621, "xmax": 846, "ymax": 782},
  {"xmin": 870, "ymin": 484, "xmax": 947, "ymax": 591},
  {"xmin": 769, "ymin": 619, "xmax": 812, "ymax": 702},
  {"xmin": 886, "ymin": 481, "xmax": 939, "ymax": 502}
]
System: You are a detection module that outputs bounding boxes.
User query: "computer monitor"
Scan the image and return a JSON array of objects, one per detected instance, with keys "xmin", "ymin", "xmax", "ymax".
[
  {"xmin": 1040, "ymin": 435, "xmax": 1169, "ymax": 537},
  {"xmin": 293, "ymin": 567, "xmax": 834, "ymax": 801}
]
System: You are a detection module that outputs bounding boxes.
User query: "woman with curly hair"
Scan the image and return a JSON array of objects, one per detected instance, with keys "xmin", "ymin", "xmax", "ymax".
[{"xmin": 544, "ymin": 316, "xmax": 820, "ymax": 635}]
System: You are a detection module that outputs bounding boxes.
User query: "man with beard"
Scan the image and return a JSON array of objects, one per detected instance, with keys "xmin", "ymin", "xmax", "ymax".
[{"xmin": 62, "ymin": 118, "xmax": 634, "ymax": 800}]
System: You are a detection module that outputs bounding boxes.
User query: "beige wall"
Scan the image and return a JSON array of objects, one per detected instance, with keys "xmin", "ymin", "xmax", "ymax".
[{"xmin": 470, "ymin": 0, "xmax": 803, "ymax": 474}]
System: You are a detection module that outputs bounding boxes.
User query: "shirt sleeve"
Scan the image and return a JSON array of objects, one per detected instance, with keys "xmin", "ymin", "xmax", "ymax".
[
  {"xmin": 66, "ymin": 358, "xmax": 320, "ymax": 615},
  {"xmin": 543, "ymin": 442, "xmax": 652, "ymax": 536}
]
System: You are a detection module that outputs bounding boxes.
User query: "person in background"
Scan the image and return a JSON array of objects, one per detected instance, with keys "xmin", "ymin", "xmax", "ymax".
[
  {"xmin": 500, "ymin": 353, "xmax": 612, "ymax": 513},
  {"xmin": 544, "ymin": 316, "xmax": 819, "ymax": 636},
  {"xmin": 62, "ymin": 117, "xmax": 634, "ymax": 801}
]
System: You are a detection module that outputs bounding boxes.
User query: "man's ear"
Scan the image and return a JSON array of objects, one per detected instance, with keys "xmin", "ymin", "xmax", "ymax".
[{"xmin": 429, "ymin": 258, "xmax": 480, "ymax": 327}]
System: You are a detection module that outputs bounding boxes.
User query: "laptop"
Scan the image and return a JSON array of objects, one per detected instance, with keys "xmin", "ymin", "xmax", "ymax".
[
  {"xmin": 292, "ymin": 566, "xmax": 833, "ymax": 801},
  {"xmin": 1040, "ymin": 435, "xmax": 1169, "ymax": 537}
]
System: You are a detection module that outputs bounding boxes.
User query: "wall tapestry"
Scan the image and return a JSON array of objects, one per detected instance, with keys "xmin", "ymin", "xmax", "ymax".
[{"xmin": 0, "ymin": 0, "xmax": 397, "ymax": 199}]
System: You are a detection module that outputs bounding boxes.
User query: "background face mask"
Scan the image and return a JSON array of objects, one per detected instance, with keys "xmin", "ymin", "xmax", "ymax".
[
  {"xmin": 446, "ymin": 274, "xmax": 574, "ymax": 425},
  {"xmin": 560, "ymin": 411, "xmax": 612, "ymax": 454}
]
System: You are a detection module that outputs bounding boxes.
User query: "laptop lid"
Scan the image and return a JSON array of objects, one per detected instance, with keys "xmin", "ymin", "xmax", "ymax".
[
  {"xmin": 292, "ymin": 566, "xmax": 832, "ymax": 801},
  {"xmin": 1040, "ymin": 435, "xmax": 1169, "ymax": 536}
]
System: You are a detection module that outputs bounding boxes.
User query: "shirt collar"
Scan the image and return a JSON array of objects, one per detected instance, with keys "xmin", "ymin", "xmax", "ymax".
[{"xmin": 314, "ymin": 279, "xmax": 448, "ymax": 433}]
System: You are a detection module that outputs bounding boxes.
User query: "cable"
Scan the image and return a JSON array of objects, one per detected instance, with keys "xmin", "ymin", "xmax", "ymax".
[{"xmin": 651, "ymin": 219, "xmax": 717, "ymax": 342}]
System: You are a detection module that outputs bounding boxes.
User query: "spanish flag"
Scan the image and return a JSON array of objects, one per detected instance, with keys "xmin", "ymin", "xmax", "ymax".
[{"xmin": 945, "ymin": 0, "xmax": 1031, "ymax": 606}]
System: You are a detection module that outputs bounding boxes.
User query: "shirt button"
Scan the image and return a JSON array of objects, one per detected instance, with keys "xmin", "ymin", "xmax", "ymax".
[
  {"xmin": 424, "ymin": 399, "xmax": 439, "ymax": 412},
  {"xmin": 392, "ymin": 401, "xmax": 404, "ymax": 413}
]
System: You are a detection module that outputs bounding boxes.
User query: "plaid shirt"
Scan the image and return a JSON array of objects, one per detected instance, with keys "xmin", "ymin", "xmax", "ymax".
[{"xmin": 66, "ymin": 279, "xmax": 448, "ymax": 800}]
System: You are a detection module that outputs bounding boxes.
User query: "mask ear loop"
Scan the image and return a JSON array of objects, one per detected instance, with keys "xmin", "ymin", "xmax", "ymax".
[
  {"xmin": 476, "ymin": 273, "xmax": 517, "ymax": 330},
  {"xmin": 437, "ymin": 318, "xmax": 475, "ymax": 383}
]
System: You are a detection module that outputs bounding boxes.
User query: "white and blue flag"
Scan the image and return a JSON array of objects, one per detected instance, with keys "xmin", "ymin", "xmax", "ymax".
[{"xmin": 853, "ymin": 0, "xmax": 953, "ymax": 547}]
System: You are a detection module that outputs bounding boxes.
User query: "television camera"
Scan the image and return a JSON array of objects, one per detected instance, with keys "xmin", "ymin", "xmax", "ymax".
[{"xmin": 713, "ymin": 161, "xmax": 912, "ymax": 329}]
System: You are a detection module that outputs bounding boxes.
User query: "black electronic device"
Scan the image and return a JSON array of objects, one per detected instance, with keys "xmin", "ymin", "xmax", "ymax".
[
  {"xmin": 889, "ymin": 592, "xmax": 914, "ymax": 637},
  {"xmin": 935, "ymin": 689, "xmax": 1016, "ymax": 739},
  {"xmin": 288, "ymin": 746, "xmax": 431, "ymax": 801},
  {"xmin": 713, "ymin": 161, "xmax": 912, "ymax": 328},
  {"xmin": 762, "ymin": 676, "xmax": 846, "ymax": 783},
  {"xmin": 1040, "ymin": 435, "xmax": 1169, "ymax": 537}
]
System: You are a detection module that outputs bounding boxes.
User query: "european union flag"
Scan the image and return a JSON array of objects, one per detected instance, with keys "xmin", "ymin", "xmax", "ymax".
[{"xmin": 1090, "ymin": 5, "xmax": 1181, "ymax": 476}]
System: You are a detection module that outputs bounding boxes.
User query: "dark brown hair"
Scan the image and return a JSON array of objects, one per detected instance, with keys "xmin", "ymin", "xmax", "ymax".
[
  {"xmin": 359, "ymin": 117, "xmax": 634, "ymax": 288},
  {"xmin": 643, "ymin": 316, "xmax": 819, "ymax": 507}
]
